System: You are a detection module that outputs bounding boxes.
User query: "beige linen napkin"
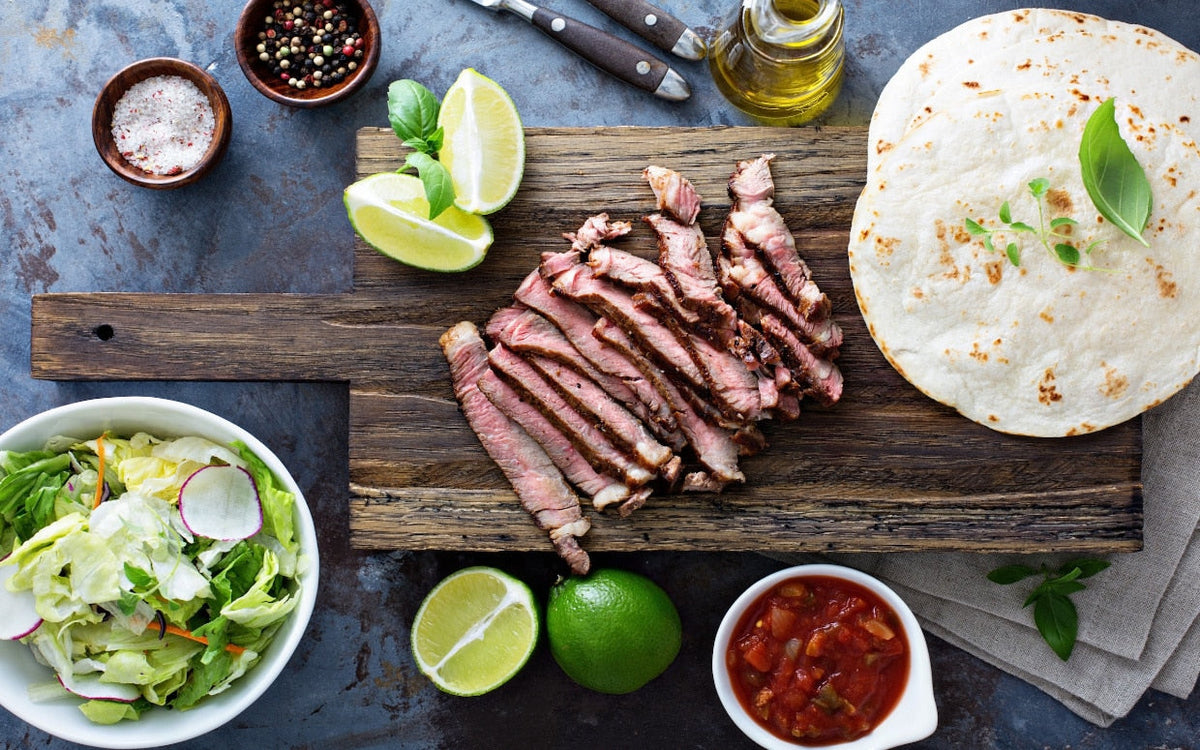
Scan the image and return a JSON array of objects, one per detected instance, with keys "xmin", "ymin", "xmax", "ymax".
[{"xmin": 773, "ymin": 377, "xmax": 1200, "ymax": 726}]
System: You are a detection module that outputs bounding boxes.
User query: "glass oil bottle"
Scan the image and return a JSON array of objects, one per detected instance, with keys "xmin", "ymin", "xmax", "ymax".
[{"xmin": 709, "ymin": 0, "xmax": 845, "ymax": 126}]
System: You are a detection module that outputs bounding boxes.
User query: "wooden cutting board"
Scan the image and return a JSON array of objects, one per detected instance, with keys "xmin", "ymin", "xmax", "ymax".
[{"xmin": 29, "ymin": 126, "xmax": 1143, "ymax": 554}]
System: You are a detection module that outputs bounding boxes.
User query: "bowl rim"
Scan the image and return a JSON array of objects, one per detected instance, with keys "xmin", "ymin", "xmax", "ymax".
[
  {"xmin": 91, "ymin": 57, "xmax": 233, "ymax": 190},
  {"xmin": 712, "ymin": 563, "xmax": 937, "ymax": 750},
  {"xmin": 233, "ymin": 0, "xmax": 380, "ymax": 108},
  {"xmin": 0, "ymin": 396, "xmax": 319, "ymax": 749}
]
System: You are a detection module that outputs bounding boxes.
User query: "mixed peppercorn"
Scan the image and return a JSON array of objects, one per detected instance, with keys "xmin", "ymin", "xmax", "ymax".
[{"xmin": 255, "ymin": 1, "xmax": 365, "ymax": 90}]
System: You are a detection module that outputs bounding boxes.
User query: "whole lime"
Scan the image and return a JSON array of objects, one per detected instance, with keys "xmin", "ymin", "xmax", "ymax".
[{"xmin": 546, "ymin": 568, "xmax": 682, "ymax": 694}]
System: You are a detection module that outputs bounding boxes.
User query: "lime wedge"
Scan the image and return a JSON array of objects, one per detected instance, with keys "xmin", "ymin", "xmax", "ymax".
[
  {"xmin": 344, "ymin": 172, "xmax": 493, "ymax": 272},
  {"xmin": 438, "ymin": 69, "xmax": 526, "ymax": 215},
  {"xmin": 410, "ymin": 566, "xmax": 539, "ymax": 696}
]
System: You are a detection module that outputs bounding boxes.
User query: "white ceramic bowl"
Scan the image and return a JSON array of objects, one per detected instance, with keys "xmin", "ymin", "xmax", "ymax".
[
  {"xmin": 0, "ymin": 397, "xmax": 319, "ymax": 748},
  {"xmin": 713, "ymin": 564, "xmax": 937, "ymax": 750}
]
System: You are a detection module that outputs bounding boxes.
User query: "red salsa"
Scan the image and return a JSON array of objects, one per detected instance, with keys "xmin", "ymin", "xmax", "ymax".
[{"xmin": 725, "ymin": 576, "xmax": 909, "ymax": 746}]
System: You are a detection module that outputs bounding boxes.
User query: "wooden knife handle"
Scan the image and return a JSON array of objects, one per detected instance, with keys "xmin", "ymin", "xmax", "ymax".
[
  {"xmin": 586, "ymin": 0, "xmax": 691, "ymax": 56},
  {"xmin": 530, "ymin": 7, "xmax": 672, "ymax": 96}
]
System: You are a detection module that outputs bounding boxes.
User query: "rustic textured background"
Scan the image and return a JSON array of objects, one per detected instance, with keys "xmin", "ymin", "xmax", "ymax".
[{"xmin": 3, "ymin": 1, "xmax": 1198, "ymax": 747}]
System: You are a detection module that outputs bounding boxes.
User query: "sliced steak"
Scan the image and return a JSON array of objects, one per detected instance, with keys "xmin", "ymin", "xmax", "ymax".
[
  {"xmin": 477, "ymin": 368, "xmax": 633, "ymax": 512},
  {"xmin": 644, "ymin": 165, "xmax": 700, "ymax": 224},
  {"xmin": 593, "ymin": 319, "xmax": 745, "ymax": 485},
  {"xmin": 439, "ymin": 322, "xmax": 590, "ymax": 574},
  {"xmin": 512, "ymin": 271, "xmax": 681, "ymax": 443},
  {"xmin": 523, "ymin": 351, "xmax": 675, "ymax": 472},
  {"xmin": 488, "ymin": 343, "xmax": 655, "ymax": 487},
  {"xmin": 486, "ymin": 305, "xmax": 656, "ymax": 430}
]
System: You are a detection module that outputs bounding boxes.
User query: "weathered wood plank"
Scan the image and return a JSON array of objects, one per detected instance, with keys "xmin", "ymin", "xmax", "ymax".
[{"xmin": 29, "ymin": 126, "xmax": 1143, "ymax": 555}]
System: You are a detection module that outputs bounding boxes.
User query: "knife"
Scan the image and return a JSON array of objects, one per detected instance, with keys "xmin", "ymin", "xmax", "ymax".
[
  {"xmin": 586, "ymin": 0, "xmax": 707, "ymax": 60},
  {"xmin": 465, "ymin": 0, "xmax": 691, "ymax": 101}
]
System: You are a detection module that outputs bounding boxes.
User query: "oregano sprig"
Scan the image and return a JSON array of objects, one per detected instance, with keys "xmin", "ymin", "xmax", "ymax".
[
  {"xmin": 987, "ymin": 557, "xmax": 1111, "ymax": 661},
  {"xmin": 387, "ymin": 79, "xmax": 455, "ymax": 219},
  {"xmin": 965, "ymin": 178, "xmax": 1104, "ymax": 269}
]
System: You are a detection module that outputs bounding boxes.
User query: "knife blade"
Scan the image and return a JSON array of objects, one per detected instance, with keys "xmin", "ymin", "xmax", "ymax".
[
  {"xmin": 586, "ymin": 0, "xmax": 707, "ymax": 60},
  {"xmin": 464, "ymin": 0, "xmax": 690, "ymax": 100}
]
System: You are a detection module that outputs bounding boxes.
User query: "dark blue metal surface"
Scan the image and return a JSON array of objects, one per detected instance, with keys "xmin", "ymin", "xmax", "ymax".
[{"xmin": 3, "ymin": 1, "xmax": 1198, "ymax": 747}]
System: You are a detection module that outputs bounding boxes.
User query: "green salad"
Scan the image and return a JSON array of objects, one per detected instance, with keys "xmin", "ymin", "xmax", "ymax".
[{"xmin": 0, "ymin": 432, "xmax": 302, "ymax": 724}]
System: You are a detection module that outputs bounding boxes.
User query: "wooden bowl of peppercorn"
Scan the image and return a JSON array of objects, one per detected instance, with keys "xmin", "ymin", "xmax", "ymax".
[{"xmin": 235, "ymin": 0, "xmax": 380, "ymax": 108}]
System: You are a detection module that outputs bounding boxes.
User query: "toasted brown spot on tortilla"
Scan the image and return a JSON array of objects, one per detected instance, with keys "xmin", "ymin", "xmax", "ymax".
[
  {"xmin": 875, "ymin": 235, "xmax": 899, "ymax": 261},
  {"xmin": 919, "ymin": 57, "xmax": 932, "ymax": 77},
  {"xmin": 1039, "ymin": 308, "xmax": 1055, "ymax": 324},
  {"xmin": 1046, "ymin": 188, "xmax": 1073, "ymax": 214},
  {"xmin": 1100, "ymin": 364, "xmax": 1130, "ymax": 399},
  {"xmin": 1150, "ymin": 261, "xmax": 1178, "ymax": 298},
  {"xmin": 953, "ymin": 225, "xmax": 971, "ymax": 244},
  {"xmin": 988, "ymin": 414, "xmax": 999, "ymax": 422},
  {"xmin": 1012, "ymin": 9, "xmax": 1030, "ymax": 22},
  {"xmin": 1183, "ymin": 115, "xmax": 1193, "ymax": 124},
  {"xmin": 875, "ymin": 139, "xmax": 894, "ymax": 155},
  {"xmin": 910, "ymin": 287, "xmax": 924, "ymax": 299},
  {"xmin": 985, "ymin": 261, "xmax": 1003, "ymax": 284},
  {"xmin": 1017, "ymin": 59, "xmax": 1032, "ymax": 70},
  {"xmin": 963, "ymin": 80, "xmax": 981, "ymax": 89},
  {"xmin": 969, "ymin": 342, "xmax": 988, "ymax": 362},
  {"xmin": 1038, "ymin": 368, "xmax": 1063, "ymax": 405},
  {"xmin": 1070, "ymin": 88, "xmax": 1092, "ymax": 102}
]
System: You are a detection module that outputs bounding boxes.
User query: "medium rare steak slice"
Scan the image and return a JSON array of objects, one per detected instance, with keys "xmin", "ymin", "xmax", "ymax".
[
  {"xmin": 593, "ymin": 319, "xmax": 745, "ymax": 485},
  {"xmin": 588, "ymin": 244, "xmax": 700, "ymax": 325},
  {"xmin": 523, "ymin": 351, "xmax": 676, "ymax": 472},
  {"xmin": 477, "ymin": 368, "xmax": 634, "ymax": 512},
  {"xmin": 485, "ymin": 305, "xmax": 658, "ymax": 431},
  {"xmin": 440, "ymin": 322, "xmax": 591, "ymax": 574},
  {"xmin": 728, "ymin": 153, "xmax": 833, "ymax": 320},
  {"xmin": 644, "ymin": 165, "xmax": 700, "ymax": 225},
  {"xmin": 720, "ymin": 226, "xmax": 843, "ymax": 356},
  {"xmin": 512, "ymin": 271, "xmax": 681, "ymax": 443},
  {"xmin": 488, "ymin": 343, "xmax": 655, "ymax": 487},
  {"xmin": 548, "ymin": 258, "xmax": 708, "ymax": 390}
]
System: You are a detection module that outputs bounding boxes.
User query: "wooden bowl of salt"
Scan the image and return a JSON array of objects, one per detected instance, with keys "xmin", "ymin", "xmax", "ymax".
[{"xmin": 92, "ymin": 58, "xmax": 232, "ymax": 189}]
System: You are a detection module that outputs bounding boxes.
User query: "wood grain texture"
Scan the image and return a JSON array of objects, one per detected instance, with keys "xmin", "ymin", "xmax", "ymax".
[{"xmin": 30, "ymin": 126, "xmax": 1143, "ymax": 554}]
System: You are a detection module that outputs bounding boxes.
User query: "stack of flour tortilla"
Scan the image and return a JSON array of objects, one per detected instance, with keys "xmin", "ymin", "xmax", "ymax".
[{"xmin": 848, "ymin": 8, "xmax": 1200, "ymax": 437}]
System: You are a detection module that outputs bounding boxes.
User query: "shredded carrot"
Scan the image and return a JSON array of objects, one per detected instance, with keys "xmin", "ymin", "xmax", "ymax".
[
  {"xmin": 159, "ymin": 622, "xmax": 246, "ymax": 656},
  {"xmin": 93, "ymin": 433, "xmax": 107, "ymax": 510}
]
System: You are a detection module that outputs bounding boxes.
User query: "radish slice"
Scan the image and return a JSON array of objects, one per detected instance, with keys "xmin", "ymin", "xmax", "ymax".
[
  {"xmin": 0, "ymin": 560, "xmax": 43, "ymax": 640},
  {"xmin": 179, "ymin": 465, "xmax": 263, "ymax": 541},
  {"xmin": 58, "ymin": 673, "xmax": 140, "ymax": 703}
]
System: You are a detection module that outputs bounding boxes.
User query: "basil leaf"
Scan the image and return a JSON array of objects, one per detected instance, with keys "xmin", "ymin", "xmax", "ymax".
[
  {"xmin": 964, "ymin": 218, "xmax": 988, "ymax": 236},
  {"xmin": 1079, "ymin": 98, "xmax": 1152, "ymax": 247},
  {"xmin": 1059, "ymin": 558, "xmax": 1111, "ymax": 579},
  {"xmin": 1033, "ymin": 592, "xmax": 1078, "ymax": 661},
  {"xmin": 1028, "ymin": 178, "xmax": 1050, "ymax": 198},
  {"xmin": 999, "ymin": 201, "xmax": 1012, "ymax": 224},
  {"xmin": 1054, "ymin": 243, "xmax": 1080, "ymax": 266},
  {"xmin": 404, "ymin": 152, "xmax": 456, "ymax": 219},
  {"xmin": 1007, "ymin": 222, "xmax": 1035, "ymax": 233},
  {"xmin": 387, "ymin": 80, "xmax": 441, "ymax": 152},
  {"xmin": 982, "ymin": 235, "xmax": 996, "ymax": 254},
  {"xmin": 1050, "ymin": 217, "xmax": 1078, "ymax": 228},
  {"xmin": 987, "ymin": 564, "xmax": 1039, "ymax": 585}
]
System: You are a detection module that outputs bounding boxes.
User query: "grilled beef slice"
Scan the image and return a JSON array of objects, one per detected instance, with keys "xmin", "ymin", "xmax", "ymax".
[{"xmin": 440, "ymin": 321, "xmax": 591, "ymax": 573}]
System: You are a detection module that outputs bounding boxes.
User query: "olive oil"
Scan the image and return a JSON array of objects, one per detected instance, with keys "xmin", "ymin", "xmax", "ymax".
[{"xmin": 709, "ymin": 0, "xmax": 845, "ymax": 126}]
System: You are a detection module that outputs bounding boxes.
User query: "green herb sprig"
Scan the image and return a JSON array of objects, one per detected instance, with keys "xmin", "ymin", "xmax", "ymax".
[
  {"xmin": 987, "ymin": 557, "xmax": 1111, "ymax": 661},
  {"xmin": 387, "ymin": 79, "xmax": 455, "ymax": 219},
  {"xmin": 965, "ymin": 178, "xmax": 1103, "ymax": 268}
]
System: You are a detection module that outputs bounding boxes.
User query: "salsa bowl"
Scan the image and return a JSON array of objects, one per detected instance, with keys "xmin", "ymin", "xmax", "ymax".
[
  {"xmin": 713, "ymin": 564, "xmax": 936, "ymax": 750},
  {"xmin": 0, "ymin": 397, "xmax": 319, "ymax": 749}
]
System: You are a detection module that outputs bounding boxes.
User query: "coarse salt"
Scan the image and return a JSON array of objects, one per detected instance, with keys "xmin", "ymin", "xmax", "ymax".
[{"xmin": 111, "ymin": 75, "xmax": 215, "ymax": 176}]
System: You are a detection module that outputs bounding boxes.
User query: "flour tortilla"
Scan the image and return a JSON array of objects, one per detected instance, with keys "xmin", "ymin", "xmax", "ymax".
[{"xmin": 849, "ymin": 9, "xmax": 1200, "ymax": 436}]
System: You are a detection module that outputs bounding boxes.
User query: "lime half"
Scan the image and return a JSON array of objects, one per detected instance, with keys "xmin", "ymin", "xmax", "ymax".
[
  {"xmin": 438, "ymin": 69, "xmax": 526, "ymax": 215},
  {"xmin": 410, "ymin": 566, "xmax": 539, "ymax": 696},
  {"xmin": 344, "ymin": 172, "xmax": 493, "ymax": 272}
]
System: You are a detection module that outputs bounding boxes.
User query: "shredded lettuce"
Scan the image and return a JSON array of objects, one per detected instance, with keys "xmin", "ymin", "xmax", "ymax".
[{"xmin": 0, "ymin": 432, "xmax": 302, "ymax": 723}]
